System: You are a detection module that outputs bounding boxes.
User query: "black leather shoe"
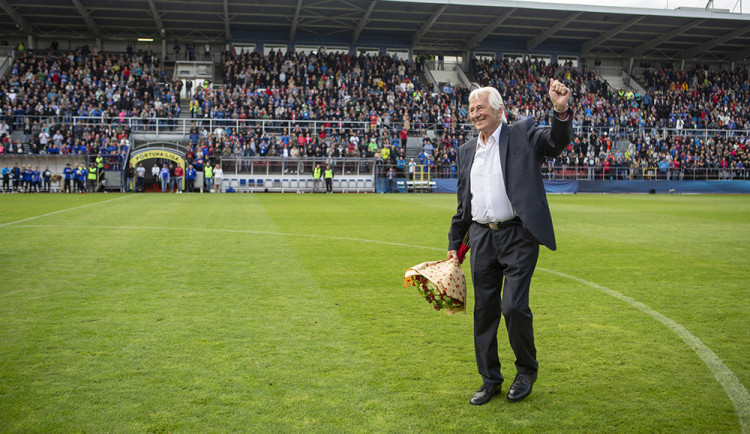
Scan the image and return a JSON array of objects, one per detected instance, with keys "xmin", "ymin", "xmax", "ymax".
[
  {"xmin": 470, "ymin": 383, "xmax": 501, "ymax": 406},
  {"xmin": 507, "ymin": 372, "xmax": 537, "ymax": 402}
]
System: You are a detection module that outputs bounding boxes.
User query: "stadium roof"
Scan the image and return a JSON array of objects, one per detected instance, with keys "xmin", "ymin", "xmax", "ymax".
[{"xmin": 1, "ymin": 0, "xmax": 749, "ymax": 64}]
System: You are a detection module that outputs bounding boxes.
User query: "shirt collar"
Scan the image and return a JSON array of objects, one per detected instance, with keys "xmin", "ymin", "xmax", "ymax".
[{"xmin": 477, "ymin": 123, "xmax": 502, "ymax": 148}]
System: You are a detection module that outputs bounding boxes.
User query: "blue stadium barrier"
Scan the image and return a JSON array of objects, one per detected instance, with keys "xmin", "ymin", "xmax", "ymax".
[{"xmin": 434, "ymin": 179, "xmax": 750, "ymax": 194}]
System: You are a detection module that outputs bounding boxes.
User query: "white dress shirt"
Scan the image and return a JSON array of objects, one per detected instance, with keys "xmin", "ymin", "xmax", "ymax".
[{"xmin": 470, "ymin": 123, "xmax": 517, "ymax": 224}]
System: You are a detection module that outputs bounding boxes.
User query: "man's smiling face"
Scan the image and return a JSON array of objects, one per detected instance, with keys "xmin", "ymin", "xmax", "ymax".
[{"xmin": 469, "ymin": 92, "xmax": 503, "ymax": 141}]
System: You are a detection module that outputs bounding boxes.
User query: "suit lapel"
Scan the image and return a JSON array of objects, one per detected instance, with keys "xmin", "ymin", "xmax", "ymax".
[
  {"xmin": 498, "ymin": 124, "xmax": 510, "ymax": 183},
  {"xmin": 464, "ymin": 138, "xmax": 477, "ymax": 173},
  {"xmin": 462, "ymin": 138, "xmax": 477, "ymax": 200}
]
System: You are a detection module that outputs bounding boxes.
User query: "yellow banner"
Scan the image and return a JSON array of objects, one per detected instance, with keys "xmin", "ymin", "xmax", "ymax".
[{"xmin": 130, "ymin": 150, "xmax": 185, "ymax": 167}]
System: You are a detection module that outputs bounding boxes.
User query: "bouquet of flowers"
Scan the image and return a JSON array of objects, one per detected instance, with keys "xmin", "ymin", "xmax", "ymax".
[{"xmin": 404, "ymin": 257, "xmax": 467, "ymax": 316}]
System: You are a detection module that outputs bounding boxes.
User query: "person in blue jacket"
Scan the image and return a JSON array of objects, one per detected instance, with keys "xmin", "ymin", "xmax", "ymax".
[
  {"xmin": 75, "ymin": 164, "xmax": 87, "ymax": 193},
  {"xmin": 31, "ymin": 166, "xmax": 42, "ymax": 192},
  {"xmin": 185, "ymin": 164, "xmax": 196, "ymax": 193},
  {"xmin": 11, "ymin": 163, "xmax": 20, "ymax": 192},
  {"xmin": 21, "ymin": 165, "xmax": 31, "ymax": 192},
  {"xmin": 63, "ymin": 163, "xmax": 74, "ymax": 193},
  {"xmin": 1, "ymin": 164, "xmax": 10, "ymax": 193},
  {"xmin": 42, "ymin": 166, "xmax": 52, "ymax": 192}
]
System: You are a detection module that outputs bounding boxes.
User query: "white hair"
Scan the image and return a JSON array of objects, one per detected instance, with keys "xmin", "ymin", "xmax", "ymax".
[{"xmin": 469, "ymin": 86, "xmax": 508, "ymax": 124}]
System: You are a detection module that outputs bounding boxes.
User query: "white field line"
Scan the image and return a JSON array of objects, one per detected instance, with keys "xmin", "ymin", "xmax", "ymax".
[
  {"xmin": 539, "ymin": 267, "xmax": 750, "ymax": 434},
  {"xmin": 0, "ymin": 195, "xmax": 133, "ymax": 228},
  {"xmin": 4, "ymin": 222, "xmax": 749, "ymax": 432}
]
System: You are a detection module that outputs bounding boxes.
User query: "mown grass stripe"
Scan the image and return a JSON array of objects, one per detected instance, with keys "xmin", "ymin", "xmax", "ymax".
[
  {"xmin": 0, "ymin": 195, "xmax": 133, "ymax": 228},
  {"xmin": 3, "ymin": 195, "xmax": 747, "ymax": 431},
  {"xmin": 540, "ymin": 267, "xmax": 750, "ymax": 434}
]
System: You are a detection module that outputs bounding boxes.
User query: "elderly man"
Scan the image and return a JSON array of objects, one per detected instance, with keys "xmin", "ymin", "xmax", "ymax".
[{"xmin": 447, "ymin": 79, "xmax": 573, "ymax": 405}]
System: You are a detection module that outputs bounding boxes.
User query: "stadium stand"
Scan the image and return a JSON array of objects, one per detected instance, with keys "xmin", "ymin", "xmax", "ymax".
[{"xmin": 0, "ymin": 1, "xmax": 749, "ymax": 192}]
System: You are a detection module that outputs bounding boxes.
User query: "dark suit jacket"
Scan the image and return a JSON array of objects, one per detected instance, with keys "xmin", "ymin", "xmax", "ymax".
[{"xmin": 449, "ymin": 111, "xmax": 573, "ymax": 252}]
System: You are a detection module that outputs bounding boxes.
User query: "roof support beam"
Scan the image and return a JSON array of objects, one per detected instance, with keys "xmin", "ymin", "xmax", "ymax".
[
  {"xmin": 412, "ymin": 4, "xmax": 448, "ymax": 46},
  {"xmin": 581, "ymin": 16, "xmax": 644, "ymax": 54},
  {"xmin": 681, "ymin": 26, "xmax": 750, "ymax": 59},
  {"xmin": 627, "ymin": 19, "xmax": 704, "ymax": 58},
  {"xmin": 462, "ymin": 9, "xmax": 515, "ymax": 52},
  {"xmin": 352, "ymin": 0, "xmax": 378, "ymax": 45},
  {"xmin": 289, "ymin": 0, "xmax": 303, "ymax": 42},
  {"xmin": 147, "ymin": 0, "xmax": 166, "ymax": 37},
  {"xmin": 0, "ymin": 0, "xmax": 31, "ymax": 33},
  {"xmin": 526, "ymin": 12, "xmax": 581, "ymax": 52},
  {"xmin": 71, "ymin": 0, "xmax": 102, "ymax": 37},
  {"xmin": 731, "ymin": 45, "xmax": 750, "ymax": 62},
  {"xmin": 223, "ymin": 0, "xmax": 231, "ymax": 41}
]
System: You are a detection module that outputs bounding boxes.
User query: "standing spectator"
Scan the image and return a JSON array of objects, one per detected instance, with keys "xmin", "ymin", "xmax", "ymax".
[
  {"xmin": 324, "ymin": 164, "xmax": 333, "ymax": 193},
  {"xmin": 312, "ymin": 163, "xmax": 322, "ymax": 193},
  {"xmin": 186, "ymin": 164, "xmax": 196, "ymax": 192},
  {"xmin": 386, "ymin": 167, "xmax": 396, "ymax": 193},
  {"xmin": 42, "ymin": 166, "xmax": 52, "ymax": 192},
  {"xmin": 213, "ymin": 164, "xmax": 223, "ymax": 193},
  {"xmin": 38, "ymin": 130, "xmax": 50, "ymax": 152},
  {"xmin": 168, "ymin": 163, "xmax": 176, "ymax": 192},
  {"xmin": 204, "ymin": 162, "xmax": 213, "ymax": 192},
  {"xmin": 159, "ymin": 164, "xmax": 170, "ymax": 192},
  {"xmin": 63, "ymin": 163, "xmax": 73, "ymax": 193},
  {"xmin": 125, "ymin": 163, "xmax": 135, "ymax": 192},
  {"xmin": 1, "ymin": 164, "xmax": 10, "ymax": 193},
  {"xmin": 408, "ymin": 158, "xmax": 416, "ymax": 180},
  {"xmin": 21, "ymin": 165, "xmax": 31, "ymax": 192},
  {"xmin": 136, "ymin": 162, "xmax": 146, "ymax": 192},
  {"xmin": 75, "ymin": 164, "xmax": 86, "ymax": 193},
  {"xmin": 31, "ymin": 166, "xmax": 42, "ymax": 192},
  {"xmin": 11, "ymin": 163, "xmax": 20, "ymax": 192},
  {"xmin": 151, "ymin": 163, "xmax": 160, "ymax": 192},
  {"xmin": 87, "ymin": 163, "xmax": 98, "ymax": 192},
  {"xmin": 174, "ymin": 164, "xmax": 184, "ymax": 193}
]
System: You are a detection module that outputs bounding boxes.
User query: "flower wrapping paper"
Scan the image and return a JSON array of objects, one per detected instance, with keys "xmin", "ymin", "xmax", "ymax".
[{"xmin": 404, "ymin": 257, "xmax": 467, "ymax": 316}]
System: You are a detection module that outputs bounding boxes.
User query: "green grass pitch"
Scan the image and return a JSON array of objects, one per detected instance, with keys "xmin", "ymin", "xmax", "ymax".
[{"xmin": 1, "ymin": 193, "xmax": 748, "ymax": 432}]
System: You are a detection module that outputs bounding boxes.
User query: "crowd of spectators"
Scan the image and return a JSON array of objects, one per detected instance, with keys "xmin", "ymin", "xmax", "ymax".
[
  {"xmin": 1, "ymin": 47, "xmax": 749, "ymax": 179},
  {"xmin": 469, "ymin": 57, "xmax": 749, "ymax": 178},
  {"xmin": 0, "ymin": 45, "xmax": 173, "ymax": 157}
]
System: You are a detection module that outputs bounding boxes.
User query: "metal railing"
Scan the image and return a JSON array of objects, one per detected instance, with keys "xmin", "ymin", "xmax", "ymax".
[
  {"xmin": 368, "ymin": 161, "xmax": 749, "ymax": 182},
  {"xmin": 539, "ymin": 165, "xmax": 748, "ymax": 181},
  {"xmin": 216, "ymin": 156, "xmax": 376, "ymax": 178},
  {"xmin": 62, "ymin": 115, "xmax": 382, "ymax": 137},
  {"xmin": 3, "ymin": 114, "xmax": 748, "ymax": 155}
]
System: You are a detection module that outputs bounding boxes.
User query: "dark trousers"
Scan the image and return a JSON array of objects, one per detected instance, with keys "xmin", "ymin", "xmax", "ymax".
[
  {"xmin": 469, "ymin": 221, "xmax": 539, "ymax": 386},
  {"xmin": 325, "ymin": 178, "xmax": 332, "ymax": 192}
]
